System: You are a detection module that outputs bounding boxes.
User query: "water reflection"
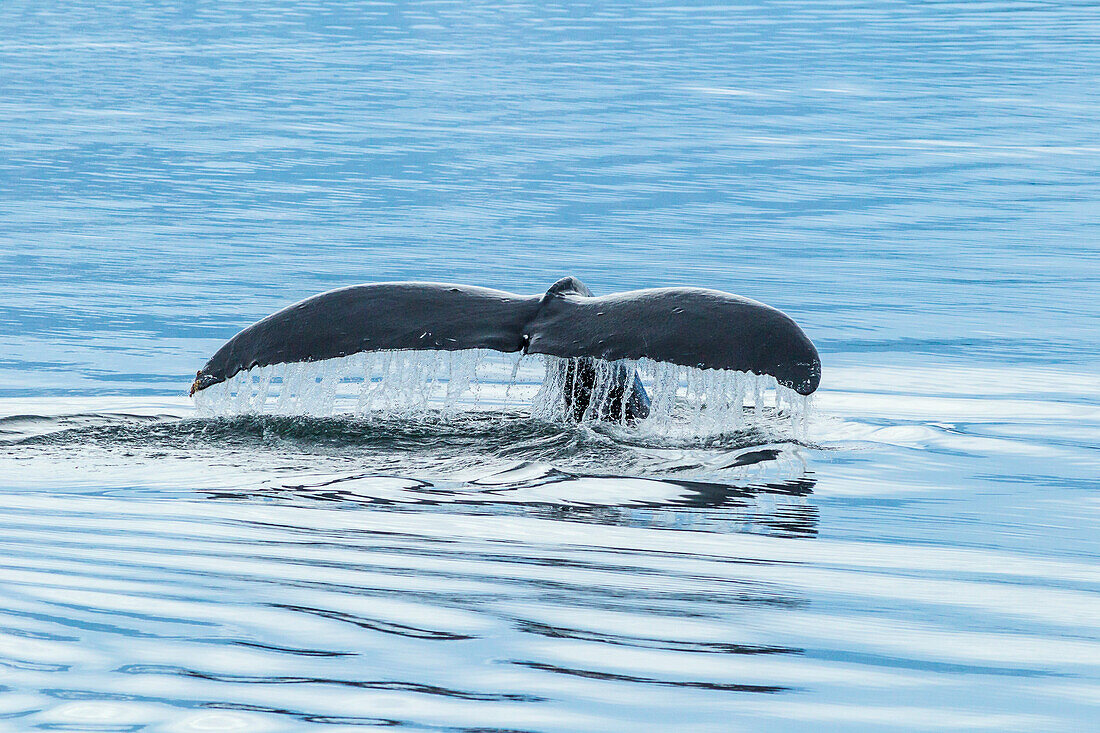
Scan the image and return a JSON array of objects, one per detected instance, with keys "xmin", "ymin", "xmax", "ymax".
[
  {"xmin": 5, "ymin": 410, "xmax": 820, "ymax": 536},
  {"xmin": 204, "ymin": 450, "xmax": 820, "ymax": 537},
  {"xmin": 1, "ymin": 393, "xmax": 1097, "ymax": 729},
  {"xmin": 218, "ymin": 472, "xmax": 820, "ymax": 537}
]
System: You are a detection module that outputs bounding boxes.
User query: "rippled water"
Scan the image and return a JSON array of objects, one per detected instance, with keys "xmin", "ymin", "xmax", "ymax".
[{"xmin": 2, "ymin": 1, "xmax": 1099, "ymax": 730}]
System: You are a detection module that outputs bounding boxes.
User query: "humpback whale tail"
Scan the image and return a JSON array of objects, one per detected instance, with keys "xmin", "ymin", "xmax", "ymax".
[{"xmin": 190, "ymin": 277, "xmax": 819, "ymax": 424}]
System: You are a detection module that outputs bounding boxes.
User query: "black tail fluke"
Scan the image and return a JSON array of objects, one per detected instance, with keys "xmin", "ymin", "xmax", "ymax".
[{"xmin": 191, "ymin": 277, "xmax": 819, "ymax": 420}]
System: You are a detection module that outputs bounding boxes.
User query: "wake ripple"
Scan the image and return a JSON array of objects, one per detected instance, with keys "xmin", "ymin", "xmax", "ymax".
[{"xmin": 0, "ymin": 493, "xmax": 1094, "ymax": 731}]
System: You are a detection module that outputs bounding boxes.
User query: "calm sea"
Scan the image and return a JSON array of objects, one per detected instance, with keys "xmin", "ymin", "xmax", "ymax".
[{"xmin": 1, "ymin": 1, "xmax": 1099, "ymax": 730}]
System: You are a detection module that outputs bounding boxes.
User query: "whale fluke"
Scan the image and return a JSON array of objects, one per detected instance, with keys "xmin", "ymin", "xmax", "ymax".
[
  {"xmin": 190, "ymin": 282, "xmax": 541, "ymax": 394},
  {"xmin": 526, "ymin": 282, "xmax": 820, "ymax": 396},
  {"xmin": 191, "ymin": 277, "xmax": 820, "ymax": 420}
]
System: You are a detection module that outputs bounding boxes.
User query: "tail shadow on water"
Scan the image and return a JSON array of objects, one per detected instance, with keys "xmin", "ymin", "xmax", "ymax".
[
  {"xmin": 191, "ymin": 413, "xmax": 820, "ymax": 538},
  {"xmin": 4, "ymin": 411, "xmax": 819, "ymax": 537}
]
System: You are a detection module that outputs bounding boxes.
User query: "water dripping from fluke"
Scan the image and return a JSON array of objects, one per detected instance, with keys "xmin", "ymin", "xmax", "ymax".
[
  {"xmin": 191, "ymin": 350, "xmax": 814, "ymax": 439},
  {"xmin": 188, "ymin": 278, "xmax": 821, "ymax": 439}
]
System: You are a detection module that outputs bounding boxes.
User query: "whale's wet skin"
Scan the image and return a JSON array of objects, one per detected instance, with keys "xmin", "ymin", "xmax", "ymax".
[{"xmin": 3, "ymin": 0, "xmax": 1100, "ymax": 731}]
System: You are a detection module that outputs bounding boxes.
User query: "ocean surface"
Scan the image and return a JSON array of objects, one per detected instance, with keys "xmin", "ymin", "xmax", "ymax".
[{"xmin": 2, "ymin": 0, "xmax": 1099, "ymax": 730}]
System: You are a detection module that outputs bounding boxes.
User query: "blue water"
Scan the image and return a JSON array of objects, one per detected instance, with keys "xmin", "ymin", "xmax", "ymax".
[{"xmin": 2, "ymin": 1, "xmax": 1099, "ymax": 730}]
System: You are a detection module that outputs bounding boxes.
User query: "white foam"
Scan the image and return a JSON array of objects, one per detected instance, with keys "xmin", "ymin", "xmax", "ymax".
[{"xmin": 192, "ymin": 349, "xmax": 812, "ymax": 434}]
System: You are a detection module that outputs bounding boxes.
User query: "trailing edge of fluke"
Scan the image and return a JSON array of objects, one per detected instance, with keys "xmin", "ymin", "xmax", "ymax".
[{"xmin": 190, "ymin": 277, "xmax": 821, "ymax": 410}]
